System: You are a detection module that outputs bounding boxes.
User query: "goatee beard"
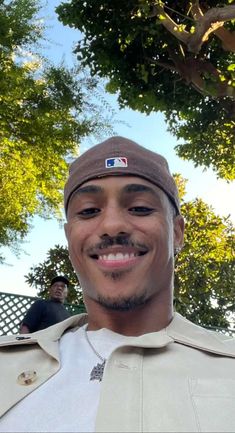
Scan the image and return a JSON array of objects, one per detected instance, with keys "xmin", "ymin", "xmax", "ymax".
[
  {"xmin": 97, "ymin": 294, "xmax": 148, "ymax": 311},
  {"xmin": 103, "ymin": 269, "xmax": 130, "ymax": 281}
]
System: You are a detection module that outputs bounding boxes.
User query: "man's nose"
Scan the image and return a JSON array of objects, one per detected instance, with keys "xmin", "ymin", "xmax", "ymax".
[
  {"xmin": 100, "ymin": 205, "xmax": 129, "ymax": 237},
  {"xmin": 55, "ymin": 285, "xmax": 63, "ymax": 291}
]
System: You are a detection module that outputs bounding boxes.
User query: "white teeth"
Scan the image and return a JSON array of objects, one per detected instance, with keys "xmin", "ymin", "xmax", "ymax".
[
  {"xmin": 116, "ymin": 253, "xmax": 124, "ymax": 260},
  {"xmin": 99, "ymin": 252, "xmax": 136, "ymax": 261},
  {"xmin": 108, "ymin": 253, "xmax": 117, "ymax": 260}
]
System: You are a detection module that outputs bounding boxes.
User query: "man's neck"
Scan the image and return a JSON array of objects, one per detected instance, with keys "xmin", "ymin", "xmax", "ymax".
[
  {"xmin": 50, "ymin": 298, "xmax": 63, "ymax": 303},
  {"xmin": 85, "ymin": 296, "xmax": 173, "ymax": 336}
]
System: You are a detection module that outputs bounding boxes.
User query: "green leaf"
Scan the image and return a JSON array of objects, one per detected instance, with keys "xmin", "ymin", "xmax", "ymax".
[{"xmin": 227, "ymin": 64, "xmax": 235, "ymax": 71}]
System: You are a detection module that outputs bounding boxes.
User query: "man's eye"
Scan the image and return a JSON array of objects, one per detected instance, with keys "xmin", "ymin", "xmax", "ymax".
[
  {"xmin": 77, "ymin": 208, "xmax": 100, "ymax": 218},
  {"xmin": 129, "ymin": 207, "xmax": 154, "ymax": 215}
]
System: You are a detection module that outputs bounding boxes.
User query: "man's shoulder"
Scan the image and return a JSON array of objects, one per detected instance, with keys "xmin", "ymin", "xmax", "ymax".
[
  {"xmin": 31, "ymin": 298, "xmax": 47, "ymax": 305},
  {"xmin": 167, "ymin": 313, "xmax": 235, "ymax": 356},
  {"xmin": 27, "ymin": 298, "xmax": 47, "ymax": 310},
  {"xmin": 0, "ymin": 313, "xmax": 88, "ymax": 346}
]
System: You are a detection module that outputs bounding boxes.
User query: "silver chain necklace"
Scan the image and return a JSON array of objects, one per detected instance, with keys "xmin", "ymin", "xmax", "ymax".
[{"xmin": 84, "ymin": 328, "xmax": 106, "ymax": 382}]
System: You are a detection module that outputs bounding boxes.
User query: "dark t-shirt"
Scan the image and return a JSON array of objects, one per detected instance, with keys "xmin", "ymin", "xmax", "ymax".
[{"xmin": 21, "ymin": 299, "xmax": 71, "ymax": 332}]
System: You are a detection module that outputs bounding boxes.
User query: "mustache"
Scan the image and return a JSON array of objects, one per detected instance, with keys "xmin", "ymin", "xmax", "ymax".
[{"xmin": 86, "ymin": 234, "xmax": 148, "ymax": 254}]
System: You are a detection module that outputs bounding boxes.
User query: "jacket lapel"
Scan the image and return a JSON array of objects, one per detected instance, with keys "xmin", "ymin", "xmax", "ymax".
[{"xmin": 166, "ymin": 313, "xmax": 235, "ymax": 357}]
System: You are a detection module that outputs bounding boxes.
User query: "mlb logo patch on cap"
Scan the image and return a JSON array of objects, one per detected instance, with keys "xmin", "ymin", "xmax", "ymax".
[{"xmin": 105, "ymin": 157, "xmax": 128, "ymax": 168}]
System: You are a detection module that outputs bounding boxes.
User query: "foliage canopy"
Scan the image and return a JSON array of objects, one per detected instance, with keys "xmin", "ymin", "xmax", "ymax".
[
  {"xmin": 0, "ymin": 0, "xmax": 114, "ymax": 261},
  {"xmin": 25, "ymin": 244, "xmax": 83, "ymax": 305},
  {"xmin": 25, "ymin": 176, "xmax": 235, "ymax": 331},
  {"xmin": 57, "ymin": 0, "xmax": 235, "ymax": 179}
]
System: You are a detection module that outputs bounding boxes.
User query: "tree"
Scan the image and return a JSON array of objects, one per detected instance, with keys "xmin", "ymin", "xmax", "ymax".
[
  {"xmin": 57, "ymin": 0, "xmax": 235, "ymax": 180},
  {"xmin": 25, "ymin": 177, "xmax": 235, "ymax": 330},
  {"xmin": 173, "ymin": 174, "xmax": 234, "ymax": 330},
  {"xmin": 0, "ymin": 0, "xmax": 114, "ymax": 261},
  {"xmin": 25, "ymin": 244, "xmax": 83, "ymax": 305},
  {"xmin": 174, "ymin": 200, "xmax": 234, "ymax": 330}
]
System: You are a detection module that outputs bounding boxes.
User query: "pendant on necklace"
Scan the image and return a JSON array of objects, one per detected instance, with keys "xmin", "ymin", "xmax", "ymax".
[{"xmin": 90, "ymin": 360, "xmax": 106, "ymax": 382}]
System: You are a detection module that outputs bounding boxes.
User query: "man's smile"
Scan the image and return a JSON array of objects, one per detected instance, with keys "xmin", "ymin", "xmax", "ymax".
[
  {"xmin": 98, "ymin": 252, "xmax": 138, "ymax": 260},
  {"xmin": 89, "ymin": 247, "xmax": 148, "ymax": 270}
]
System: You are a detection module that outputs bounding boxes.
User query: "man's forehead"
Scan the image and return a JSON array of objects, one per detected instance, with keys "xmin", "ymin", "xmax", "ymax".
[{"xmin": 50, "ymin": 281, "xmax": 67, "ymax": 287}]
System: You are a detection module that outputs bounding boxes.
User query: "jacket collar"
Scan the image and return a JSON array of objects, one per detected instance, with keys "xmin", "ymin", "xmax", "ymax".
[
  {"xmin": 166, "ymin": 313, "xmax": 235, "ymax": 357},
  {"xmin": 1, "ymin": 312, "xmax": 234, "ymax": 358},
  {"xmin": 0, "ymin": 314, "xmax": 88, "ymax": 362}
]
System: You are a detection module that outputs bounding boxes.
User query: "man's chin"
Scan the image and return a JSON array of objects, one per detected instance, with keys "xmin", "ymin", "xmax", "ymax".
[
  {"xmin": 51, "ymin": 296, "xmax": 63, "ymax": 302},
  {"xmin": 97, "ymin": 294, "xmax": 148, "ymax": 312}
]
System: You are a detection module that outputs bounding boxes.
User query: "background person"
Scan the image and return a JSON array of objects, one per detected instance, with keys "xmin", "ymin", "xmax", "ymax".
[{"xmin": 19, "ymin": 275, "xmax": 71, "ymax": 333}]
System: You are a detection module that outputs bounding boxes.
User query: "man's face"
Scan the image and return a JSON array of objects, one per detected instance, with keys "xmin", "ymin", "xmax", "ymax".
[
  {"xmin": 65, "ymin": 176, "xmax": 184, "ymax": 311},
  {"xmin": 49, "ymin": 281, "xmax": 68, "ymax": 303}
]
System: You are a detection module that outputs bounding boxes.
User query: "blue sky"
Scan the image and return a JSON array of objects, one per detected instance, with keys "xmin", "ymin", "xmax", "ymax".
[{"xmin": 1, "ymin": 0, "xmax": 234, "ymax": 296}]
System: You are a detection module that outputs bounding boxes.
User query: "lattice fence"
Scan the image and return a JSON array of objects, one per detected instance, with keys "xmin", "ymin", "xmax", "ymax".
[
  {"xmin": 0, "ymin": 291, "xmax": 85, "ymax": 336},
  {"xmin": 0, "ymin": 291, "xmax": 234, "ymax": 337}
]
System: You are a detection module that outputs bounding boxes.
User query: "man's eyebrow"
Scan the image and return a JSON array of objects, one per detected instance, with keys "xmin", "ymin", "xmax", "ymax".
[
  {"xmin": 123, "ymin": 183, "xmax": 159, "ymax": 196},
  {"xmin": 73, "ymin": 185, "xmax": 103, "ymax": 196},
  {"xmin": 72, "ymin": 183, "xmax": 160, "ymax": 197}
]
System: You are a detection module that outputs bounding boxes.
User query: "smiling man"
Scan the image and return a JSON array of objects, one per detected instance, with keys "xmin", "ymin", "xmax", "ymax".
[
  {"xmin": 65, "ymin": 175, "xmax": 182, "ymax": 335},
  {"xmin": 0, "ymin": 136, "xmax": 234, "ymax": 433}
]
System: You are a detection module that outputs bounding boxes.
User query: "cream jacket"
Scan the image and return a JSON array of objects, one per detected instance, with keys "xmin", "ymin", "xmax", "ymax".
[{"xmin": 0, "ymin": 313, "xmax": 235, "ymax": 432}]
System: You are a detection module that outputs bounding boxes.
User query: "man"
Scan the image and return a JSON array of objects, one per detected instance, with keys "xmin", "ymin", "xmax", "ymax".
[
  {"xmin": 19, "ymin": 275, "xmax": 70, "ymax": 333},
  {"xmin": 0, "ymin": 136, "xmax": 234, "ymax": 432}
]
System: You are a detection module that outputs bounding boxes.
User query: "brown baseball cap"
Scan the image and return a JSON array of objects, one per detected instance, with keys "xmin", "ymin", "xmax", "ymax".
[{"xmin": 64, "ymin": 136, "xmax": 180, "ymax": 214}]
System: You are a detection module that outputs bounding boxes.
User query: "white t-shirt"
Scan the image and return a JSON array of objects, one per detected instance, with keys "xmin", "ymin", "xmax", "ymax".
[{"xmin": 0, "ymin": 325, "xmax": 129, "ymax": 432}]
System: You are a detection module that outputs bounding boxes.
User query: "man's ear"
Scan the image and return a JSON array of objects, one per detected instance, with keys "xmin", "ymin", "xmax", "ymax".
[
  {"xmin": 64, "ymin": 222, "xmax": 69, "ymax": 241},
  {"xmin": 64, "ymin": 223, "xmax": 72, "ymax": 263},
  {"xmin": 173, "ymin": 215, "xmax": 184, "ymax": 249}
]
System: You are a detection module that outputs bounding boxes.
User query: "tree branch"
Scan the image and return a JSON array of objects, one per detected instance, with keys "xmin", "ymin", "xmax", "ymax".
[
  {"xmin": 188, "ymin": 5, "xmax": 235, "ymax": 53},
  {"xmin": 146, "ymin": 57, "xmax": 178, "ymax": 73},
  {"xmin": 147, "ymin": 3, "xmax": 235, "ymax": 100},
  {"xmin": 190, "ymin": 1, "xmax": 203, "ymax": 19},
  {"xmin": 151, "ymin": 2, "xmax": 235, "ymax": 54},
  {"xmin": 153, "ymin": 4, "xmax": 190, "ymax": 45},
  {"xmin": 165, "ymin": 48, "xmax": 235, "ymax": 100},
  {"xmin": 214, "ymin": 27, "xmax": 235, "ymax": 53}
]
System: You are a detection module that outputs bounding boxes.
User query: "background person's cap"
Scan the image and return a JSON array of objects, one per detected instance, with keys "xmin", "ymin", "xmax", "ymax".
[
  {"xmin": 64, "ymin": 136, "xmax": 180, "ymax": 215},
  {"xmin": 50, "ymin": 276, "xmax": 69, "ymax": 287}
]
